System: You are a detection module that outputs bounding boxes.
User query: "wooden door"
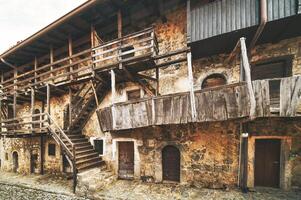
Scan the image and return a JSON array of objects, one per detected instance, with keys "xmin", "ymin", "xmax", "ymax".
[
  {"xmin": 255, "ymin": 139, "xmax": 281, "ymax": 188},
  {"xmin": 118, "ymin": 141, "xmax": 134, "ymax": 179},
  {"xmin": 162, "ymin": 145, "xmax": 180, "ymax": 182}
]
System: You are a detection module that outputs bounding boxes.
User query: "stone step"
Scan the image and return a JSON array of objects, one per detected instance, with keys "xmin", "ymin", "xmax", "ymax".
[{"xmin": 77, "ymin": 160, "xmax": 104, "ymax": 172}]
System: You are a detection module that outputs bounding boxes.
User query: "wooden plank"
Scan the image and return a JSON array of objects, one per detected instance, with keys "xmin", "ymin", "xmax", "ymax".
[
  {"xmin": 187, "ymin": 52, "xmax": 197, "ymax": 121},
  {"xmin": 240, "ymin": 37, "xmax": 256, "ymax": 119}
]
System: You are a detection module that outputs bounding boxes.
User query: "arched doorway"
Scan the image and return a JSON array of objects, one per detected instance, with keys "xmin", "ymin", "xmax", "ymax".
[
  {"xmin": 201, "ymin": 73, "xmax": 227, "ymax": 89},
  {"xmin": 162, "ymin": 145, "xmax": 180, "ymax": 182},
  {"xmin": 12, "ymin": 152, "xmax": 19, "ymax": 173}
]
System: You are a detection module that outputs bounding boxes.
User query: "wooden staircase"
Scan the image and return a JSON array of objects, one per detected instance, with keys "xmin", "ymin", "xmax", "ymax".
[{"xmin": 47, "ymin": 79, "xmax": 108, "ymax": 192}]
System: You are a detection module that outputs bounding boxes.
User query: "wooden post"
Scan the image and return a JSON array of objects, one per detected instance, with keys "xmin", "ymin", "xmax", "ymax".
[
  {"xmin": 34, "ymin": 57, "xmax": 38, "ymax": 85},
  {"xmin": 69, "ymin": 87, "xmax": 72, "ymax": 126},
  {"xmin": 31, "ymin": 87, "xmax": 35, "ymax": 130},
  {"xmin": 156, "ymin": 67, "xmax": 159, "ymax": 96},
  {"xmin": 46, "ymin": 84, "xmax": 50, "ymax": 122},
  {"xmin": 111, "ymin": 69, "xmax": 116, "ymax": 129},
  {"xmin": 40, "ymin": 135, "xmax": 44, "ymax": 175},
  {"xmin": 117, "ymin": 10, "xmax": 123, "ymax": 70},
  {"xmin": 239, "ymin": 123, "xmax": 249, "ymax": 193},
  {"xmin": 91, "ymin": 24, "xmax": 96, "ymax": 77},
  {"xmin": 187, "ymin": 52, "xmax": 196, "ymax": 121},
  {"xmin": 240, "ymin": 38, "xmax": 256, "ymax": 119},
  {"xmin": 50, "ymin": 45, "xmax": 54, "ymax": 82},
  {"xmin": 68, "ymin": 35, "xmax": 74, "ymax": 80}
]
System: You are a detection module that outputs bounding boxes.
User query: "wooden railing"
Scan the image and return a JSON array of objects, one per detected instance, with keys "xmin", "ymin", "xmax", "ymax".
[
  {"xmin": 1, "ymin": 48, "xmax": 93, "ymax": 97},
  {"xmin": 92, "ymin": 27, "xmax": 158, "ymax": 71},
  {"xmin": 0, "ymin": 112, "xmax": 48, "ymax": 135},
  {"xmin": 98, "ymin": 76, "xmax": 301, "ymax": 131}
]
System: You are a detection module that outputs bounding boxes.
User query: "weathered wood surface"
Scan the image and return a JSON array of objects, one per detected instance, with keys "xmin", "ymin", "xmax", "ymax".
[
  {"xmin": 98, "ymin": 76, "xmax": 301, "ymax": 132},
  {"xmin": 252, "ymin": 76, "xmax": 301, "ymax": 117}
]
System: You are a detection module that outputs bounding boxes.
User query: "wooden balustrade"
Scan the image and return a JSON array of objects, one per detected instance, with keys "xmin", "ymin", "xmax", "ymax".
[
  {"xmin": 98, "ymin": 76, "xmax": 301, "ymax": 131},
  {"xmin": 92, "ymin": 27, "xmax": 158, "ymax": 71}
]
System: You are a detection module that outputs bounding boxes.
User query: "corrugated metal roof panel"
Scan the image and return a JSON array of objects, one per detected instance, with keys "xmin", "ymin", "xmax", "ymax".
[
  {"xmin": 190, "ymin": 0, "xmax": 259, "ymax": 42},
  {"xmin": 267, "ymin": 0, "xmax": 298, "ymax": 21}
]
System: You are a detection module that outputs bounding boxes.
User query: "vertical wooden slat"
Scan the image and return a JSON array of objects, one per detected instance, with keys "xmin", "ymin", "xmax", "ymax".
[
  {"xmin": 68, "ymin": 36, "xmax": 73, "ymax": 80},
  {"xmin": 187, "ymin": 52, "xmax": 196, "ymax": 121},
  {"xmin": 50, "ymin": 45, "xmax": 54, "ymax": 81},
  {"xmin": 31, "ymin": 87, "xmax": 35, "ymax": 129}
]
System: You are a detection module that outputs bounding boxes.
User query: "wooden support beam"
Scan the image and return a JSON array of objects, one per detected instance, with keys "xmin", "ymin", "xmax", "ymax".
[
  {"xmin": 136, "ymin": 73, "xmax": 157, "ymax": 82},
  {"xmin": 117, "ymin": 10, "xmax": 122, "ymax": 38},
  {"xmin": 50, "ymin": 45, "xmax": 54, "ymax": 81},
  {"xmin": 69, "ymin": 87, "xmax": 72, "ymax": 126},
  {"xmin": 90, "ymin": 80, "xmax": 99, "ymax": 107},
  {"xmin": 31, "ymin": 88, "xmax": 35, "ymax": 129},
  {"xmin": 240, "ymin": 38, "xmax": 256, "ymax": 119},
  {"xmin": 187, "ymin": 52, "xmax": 196, "ymax": 121},
  {"xmin": 117, "ymin": 9, "xmax": 123, "ymax": 70},
  {"xmin": 156, "ymin": 67, "xmax": 159, "ymax": 96},
  {"xmin": 68, "ymin": 35, "xmax": 74, "ymax": 80},
  {"xmin": 34, "ymin": 57, "xmax": 38, "ymax": 85},
  {"xmin": 123, "ymin": 68, "xmax": 155, "ymax": 97},
  {"xmin": 40, "ymin": 135, "xmax": 44, "ymax": 175},
  {"xmin": 46, "ymin": 84, "xmax": 50, "ymax": 116},
  {"xmin": 111, "ymin": 69, "xmax": 116, "ymax": 129}
]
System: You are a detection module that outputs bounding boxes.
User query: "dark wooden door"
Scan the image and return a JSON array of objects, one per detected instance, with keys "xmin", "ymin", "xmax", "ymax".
[
  {"xmin": 118, "ymin": 142, "xmax": 134, "ymax": 179},
  {"xmin": 162, "ymin": 145, "xmax": 180, "ymax": 182},
  {"xmin": 255, "ymin": 139, "xmax": 281, "ymax": 188}
]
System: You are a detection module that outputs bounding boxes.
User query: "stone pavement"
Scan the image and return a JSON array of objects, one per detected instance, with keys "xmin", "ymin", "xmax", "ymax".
[{"xmin": 0, "ymin": 172, "xmax": 300, "ymax": 200}]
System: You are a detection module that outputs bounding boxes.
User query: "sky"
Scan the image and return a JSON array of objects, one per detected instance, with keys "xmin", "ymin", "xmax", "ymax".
[{"xmin": 0, "ymin": 0, "xmax": 87, "ymax": 54}]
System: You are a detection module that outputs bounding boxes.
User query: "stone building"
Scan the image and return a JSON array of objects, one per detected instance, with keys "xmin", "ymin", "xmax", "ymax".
[{"xmin": 0, "ymin": 0, "xmax": 300, "ymax": 194}]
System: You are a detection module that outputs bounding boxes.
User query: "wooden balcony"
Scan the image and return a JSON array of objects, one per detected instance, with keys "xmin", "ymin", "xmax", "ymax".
[
  {"xmin": 97, "ymin": 76, "xmax": 301, "ymax": 132},
  {"xmin": 0, "ymin": 27, "xmax": 159, "ymax": 100},
  {"xmin": 0, "ymin": 112, "xmax": 48, "ymax": 137}
]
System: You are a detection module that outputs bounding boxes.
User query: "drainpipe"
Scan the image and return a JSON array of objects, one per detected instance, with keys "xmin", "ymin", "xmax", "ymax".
[{"xmin": 249, "ymin": 0, "xmax": 267, "ymax": 51}]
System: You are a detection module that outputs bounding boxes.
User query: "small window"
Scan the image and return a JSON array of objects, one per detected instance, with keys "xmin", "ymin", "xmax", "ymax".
[
  {"xmin": 127, "ymin": 89, "xmax": 141, "ymax": 101},
  {"xmin": 202, "ymin": 74, "xmax": 227, "ymax": 89},
  {"xmin": 94, "ymin": 139, "xmax": 104, "ymax": 155},
  {"xmin": 48, "ymin": 144, "xmax": 56, "ymax": 156}
]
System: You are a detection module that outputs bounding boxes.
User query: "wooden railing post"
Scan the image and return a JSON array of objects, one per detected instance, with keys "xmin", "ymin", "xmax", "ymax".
[
  {"xmin": 240, "ymin": 37, "xmax": 256, "ymax": 119},
  {"xmin": 111, "ymin": 69, "xmax": 116, "ymax": 129},
  {"xmin": 187, "ymin": 51, "xmax": 196, "ymax": 121}
]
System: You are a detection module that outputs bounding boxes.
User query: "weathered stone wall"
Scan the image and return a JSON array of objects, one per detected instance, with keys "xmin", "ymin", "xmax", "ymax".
[
  {"xmin": 247, "ymin": 119, "xmax": 301, "ymax": 189},
  {"xmin": 103, "ymin": 122, "xmax": 240, "ymax": 189},
  {"xmin": 0, "ymin": 137, "xmax": 62, "ymax": 174},
  {"xmin": 193, "ymin": 36, "xmax": 301, "ymax": 89}
]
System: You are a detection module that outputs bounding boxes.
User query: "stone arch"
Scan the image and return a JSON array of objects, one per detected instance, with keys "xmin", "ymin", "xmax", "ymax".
[
  {"xmin": 162, "ymin": 145, "xmax": 181, "ymax": 182},
  {"xmin": 201, "ymin": 73, "xmax": 227, "ymax": 89},
  {"xmin": 154, "ymin": 142, "xmax": 184, "ymax": 183},
  {"xmin": 12, "ymin": 151, "xmax": 19, "ymax": 173}
]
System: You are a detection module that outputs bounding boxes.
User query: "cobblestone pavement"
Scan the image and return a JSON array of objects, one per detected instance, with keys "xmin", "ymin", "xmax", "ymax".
[
  {"xmin": 0, "ymin": 172, "xmax": 300, "ymax": 200},
  {"xmin": 93, "ymin": 180, "xmax": 301, "ymax": 200},
  {"xmin": 0, "ymin": 183, "xmax": 88, "ymax": 200}
]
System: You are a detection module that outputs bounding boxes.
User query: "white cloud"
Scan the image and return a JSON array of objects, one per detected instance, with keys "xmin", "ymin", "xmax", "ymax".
[{"xmin": 0, "ymin": 0, "xmax": 87, "ymax": 54}]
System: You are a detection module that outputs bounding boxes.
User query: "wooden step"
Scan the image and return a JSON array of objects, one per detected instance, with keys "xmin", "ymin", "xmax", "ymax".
[
  {"xmin": 76, "ymin": 152, "xmax": 99, "ymax": 162},
  {"xmin": 76, "ymin": 149, "xmax": 96, "ymax": 157},
  {"xmin": 74, "ymin": 145, "xmax": 94, "ymax": 152}
]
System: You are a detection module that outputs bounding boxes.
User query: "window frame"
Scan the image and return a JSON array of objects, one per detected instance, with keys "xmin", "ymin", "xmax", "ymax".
[{"xmin": 48, "ymin": 143, "xmax": 56, "ymax": 157}]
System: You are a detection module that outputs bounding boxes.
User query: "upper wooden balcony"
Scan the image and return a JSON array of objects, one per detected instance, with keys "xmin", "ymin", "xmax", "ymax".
[
  {"xmin": 0, "ymin": 28, "xmax": 162, "ymax": 101},
  {"xmin": 97, "ymin": 76, "xmax": 301, "ymax": 132}
]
